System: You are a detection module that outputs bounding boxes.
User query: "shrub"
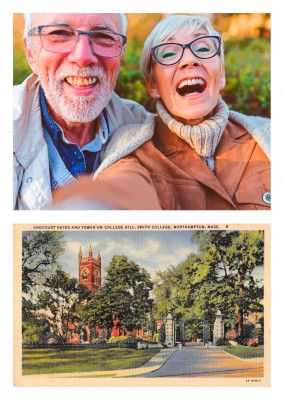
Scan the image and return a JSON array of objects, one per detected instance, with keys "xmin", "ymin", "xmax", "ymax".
[
  {"xmin": 158, "ymin": 325, "xmax": 166, "ymax": 343},
  {"xmin": 215, "ymin": 337, "xmax": 225, "ymax": 346},
  {"xmin": 242, "ymin": 322, "xmax": 255, "ymax": 339},
  {"xmin": 91, "ymin": 338, "xmax": 107, "ymax": 344},
  {"xmin": 125, "ymin": 335, "xmax": 143, "ymax": 343},
  {"xmin": 222, "ymin": 37, "xmax": 270, "ymax": 117},
  {"xmin": 251, "ymin": 327, "xmax": 264, "ymax": 344},
  {"xmin": 107, "ymin": 335, "xmax": 130, "ymax": 344},
  {"xmin": 107, "ymin": 335, "xmax": 149, "ymax": 344},
  {"xmin": 152, "ymin": 333, "xmax": 160, "ymax": 343},
  {"xmin": 116, "ymin": 41, "xmax": 148, "ymax": 103},
  {"xmin": 226, "ymin": 330, "xmax": 237, "ymax": 340},
  {"xmin": 23, "ymin": 324, "xmax": 43, "ymax": 345},
  {"xmin": 237, "ymin": 338, "xmax": 248, "ymax": 346},
  {"xmin": 247, "ymin": 338, "xmax": 259, "ymax": 347}
]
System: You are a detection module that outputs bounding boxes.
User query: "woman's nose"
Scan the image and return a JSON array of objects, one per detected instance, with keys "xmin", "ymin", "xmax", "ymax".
[
  {"xmin": 67, "ymin": 34, "xmax": 98, "ymax": 67},
  {"xmin": 179, "ymin": 47, "xmax": 202, "ymax": 69}
]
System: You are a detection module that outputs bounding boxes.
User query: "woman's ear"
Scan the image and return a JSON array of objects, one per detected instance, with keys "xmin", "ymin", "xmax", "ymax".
[
  {"xmin": 23, "ymin": 38, "xmax": 39, "ymax": 74},
  {"xmin": 219, "ymin": 64, "xmax": 226, "ymax": 90},
  {"xmin": 145, "ymin": 76, "xmax": 159, "ymax": 99}
]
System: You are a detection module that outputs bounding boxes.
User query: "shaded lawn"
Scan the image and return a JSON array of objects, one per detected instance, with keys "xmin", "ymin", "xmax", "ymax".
[
  {"xmin": 23, "ymin": 347, "xmax": 160, "ymax": 375},
  {"xmin": 222, "ymin": 346, "xmax": 264, "ymax": 359}
]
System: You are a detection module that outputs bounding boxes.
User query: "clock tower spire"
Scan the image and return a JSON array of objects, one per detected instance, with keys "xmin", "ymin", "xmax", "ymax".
[{"xmin": 79, "ymin": 245, "xmax": 102, "ymax": 290}]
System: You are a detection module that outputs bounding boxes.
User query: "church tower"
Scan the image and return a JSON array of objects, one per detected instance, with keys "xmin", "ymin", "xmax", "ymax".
[{"xmin": 79, "ymin": 245, "xmax": 102, "ymax": 291}]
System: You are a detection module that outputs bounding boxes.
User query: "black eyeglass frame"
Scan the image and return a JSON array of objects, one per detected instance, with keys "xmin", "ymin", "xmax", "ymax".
[
  {"xmin": 27, "ymin": 25, "xmax": 127, "ymax": 58},
  {"xmin": 150, "ymin": 35, "xmax": 222, "ymax": 66}
]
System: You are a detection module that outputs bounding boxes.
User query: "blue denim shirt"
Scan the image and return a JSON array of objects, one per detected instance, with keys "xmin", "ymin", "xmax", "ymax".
[{"xmin": 40, "ymin": 87, "xmax": 110, "ymax": 178}]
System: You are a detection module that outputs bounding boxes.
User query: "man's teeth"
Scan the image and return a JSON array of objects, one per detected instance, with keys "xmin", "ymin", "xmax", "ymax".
[
  {"xmin": 66, "ymin": 77, "xmax": 97, "ymax": 86},
  {"xmin": 178, "ymin": 78, "xmax": 205, "ymax": 89}
]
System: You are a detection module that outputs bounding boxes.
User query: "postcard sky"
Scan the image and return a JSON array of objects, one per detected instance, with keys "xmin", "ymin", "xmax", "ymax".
[{"xmin": 59, "ymin": 230, "xmax": 198, "ymax": 281}]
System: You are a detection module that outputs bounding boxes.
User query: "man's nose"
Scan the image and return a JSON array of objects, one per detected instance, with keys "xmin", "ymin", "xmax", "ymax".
[
  {"xmin": 67, "ymin": 33, "xmax": 98, "ymax": 67},
  {"xmin": 178, "ymin": 47, "xmax": 201, "ymax": 69}
]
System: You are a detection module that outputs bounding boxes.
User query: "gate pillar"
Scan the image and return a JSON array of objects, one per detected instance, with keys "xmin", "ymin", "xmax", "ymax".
[{"xmin": 165, "ymin": 312, "xmax": 175, "ymax": 347}]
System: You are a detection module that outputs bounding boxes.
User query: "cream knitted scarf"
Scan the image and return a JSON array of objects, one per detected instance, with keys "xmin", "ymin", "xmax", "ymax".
[{"xmin": 156, "ymin": 97, "xmax": 229, "ymax": 170}]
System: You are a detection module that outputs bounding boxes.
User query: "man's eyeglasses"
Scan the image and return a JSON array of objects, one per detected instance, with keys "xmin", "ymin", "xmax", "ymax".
[
  {"xmin": 28, "ymin": 25, "xmax": 127, "ymax": 58},
  {"xmin": 151, "ymin": 36, "xmax": 222, "ymax": 66}
]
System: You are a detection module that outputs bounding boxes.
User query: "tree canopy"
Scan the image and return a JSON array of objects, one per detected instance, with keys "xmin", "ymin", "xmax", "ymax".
[
  {"xmin": 22, "ymin": 231, "xmax": 65, "ymax": 292},
  {"xmin": 36, "ymin": 268, "xmax": 80, "ymax": 344},
  {"xmin": 153, "ymin": 230, "xmax": 264, "ymax": 338},
  {"xmin": 77, "ymin": 255, "xmax": 154, "ymax": 335}
]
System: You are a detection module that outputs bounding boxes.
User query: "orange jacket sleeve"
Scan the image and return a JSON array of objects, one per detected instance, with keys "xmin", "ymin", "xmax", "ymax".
[{"xmin": 52, "ymin": 157, "xmax": 161, "ymax": 210}]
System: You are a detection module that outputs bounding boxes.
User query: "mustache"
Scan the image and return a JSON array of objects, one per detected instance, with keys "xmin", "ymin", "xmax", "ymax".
[{"xmin": 54, "ymin": 65, "xmax": 106, "ymax": 81}]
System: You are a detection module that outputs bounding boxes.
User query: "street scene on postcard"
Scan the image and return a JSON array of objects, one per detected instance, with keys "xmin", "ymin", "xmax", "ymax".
[{"xmin": 19, "ymin": 226, "xmax": 266, "ymax": 382}]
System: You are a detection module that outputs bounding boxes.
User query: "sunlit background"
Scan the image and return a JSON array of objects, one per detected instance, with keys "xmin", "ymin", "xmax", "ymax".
[{"xmin": 14, "ymin": 13, "xmax": 270, "ymax": 117}]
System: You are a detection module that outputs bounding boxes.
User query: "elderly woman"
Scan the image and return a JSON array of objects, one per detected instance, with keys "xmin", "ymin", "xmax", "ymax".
[{"xmin": 54, "ymin": 15, "xmax": 270, "ymax": 210}]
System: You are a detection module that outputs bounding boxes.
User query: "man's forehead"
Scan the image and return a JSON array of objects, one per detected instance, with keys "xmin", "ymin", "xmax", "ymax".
[{"xmin": 32, "ymin": 13, "xmax": 121, "ymax": 31}]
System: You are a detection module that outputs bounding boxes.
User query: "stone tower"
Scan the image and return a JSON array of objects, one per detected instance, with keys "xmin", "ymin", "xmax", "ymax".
[
  {"xmin": 213, "ymin": 310, "xmax": 224, "ymax": 345},
  {"xmin": 79, "ymin": 245, "xmax": 102, "ymax": 291}
]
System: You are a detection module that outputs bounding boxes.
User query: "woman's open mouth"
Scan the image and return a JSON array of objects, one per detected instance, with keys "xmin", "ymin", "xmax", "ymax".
[{"xmin": 176, "ymin": 78, "xmax": 207, "ymax": 96}]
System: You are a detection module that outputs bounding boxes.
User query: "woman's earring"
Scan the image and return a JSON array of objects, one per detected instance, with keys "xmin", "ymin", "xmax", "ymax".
[{"xmin": 156, "ymin": 93, "xmax": 160, "ymax": 99}]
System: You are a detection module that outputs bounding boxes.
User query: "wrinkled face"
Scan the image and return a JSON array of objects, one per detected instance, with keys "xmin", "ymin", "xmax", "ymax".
[
  {"xmin": 147, "ymin": 29, "xmax": 226, "ymax": 124},
  {"xmin": 24, "ymin": 13, "xmax": 122, "ymax": 123}
]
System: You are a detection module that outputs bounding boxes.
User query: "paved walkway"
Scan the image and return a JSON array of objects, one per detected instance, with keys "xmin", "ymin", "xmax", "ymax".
[{"xmin": 135, "ymin": 344, "xmax": 264, "ymax": 378}]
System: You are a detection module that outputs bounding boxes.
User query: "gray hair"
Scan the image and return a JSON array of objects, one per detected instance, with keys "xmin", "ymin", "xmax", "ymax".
[
  {"xmin": 141, "ymin": 14, "xmax": 224, "ymax": 83},
  {"xmin": 23, "ymin": 13, "xmax": 128, "ymax": 37}
]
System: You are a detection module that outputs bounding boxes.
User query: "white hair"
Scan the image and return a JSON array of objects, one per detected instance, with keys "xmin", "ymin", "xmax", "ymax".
[
  {"xmin": 23, "ymin": 13, "xmax": 127, "ymax": 37},
  {"xmin": 141, "ymin": 14, "xmax": 224, "ymax": 83}
]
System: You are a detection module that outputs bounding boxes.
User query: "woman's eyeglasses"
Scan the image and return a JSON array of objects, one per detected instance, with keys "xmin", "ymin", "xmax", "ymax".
[{"xmin": 151, "ymin": 35, "xmax": 221, "ymax": 66}]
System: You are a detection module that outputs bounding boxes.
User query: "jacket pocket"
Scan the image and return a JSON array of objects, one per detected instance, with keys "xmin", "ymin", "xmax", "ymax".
[
  {"xmin": 235, "ymin": 168, "xmax": 270, "ymax": 210},
  {"xmin": 152, "ymin": 174, "xmax": 206, "ymax": 210}
]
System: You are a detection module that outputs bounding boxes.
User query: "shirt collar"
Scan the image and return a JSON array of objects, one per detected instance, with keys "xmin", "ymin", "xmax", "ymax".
[
  {"xmin": 40, "ymin": 87, "xmax": 61, "ymax": 146},
  {"xmin": 82, "ymin": 115, "xmax": 109, "ymax": 152}
]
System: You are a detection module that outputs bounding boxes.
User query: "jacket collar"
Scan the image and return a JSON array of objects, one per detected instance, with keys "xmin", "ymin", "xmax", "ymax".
[
  {"xmin": 153, "ymin": 116, "xmax": 256, "ymax": 205},
  {"xmin": 13, "ymin": 74, "xmax": 46, "ymax": 169},
  {"xmin": 153, "ymin": 114, "xmax": 250, "ymax": 155}
]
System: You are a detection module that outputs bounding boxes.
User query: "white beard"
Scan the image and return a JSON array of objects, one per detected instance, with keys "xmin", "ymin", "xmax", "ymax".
[{"xmin": 38, "ymin": 64, "xmax": 117, "ymax": 123}]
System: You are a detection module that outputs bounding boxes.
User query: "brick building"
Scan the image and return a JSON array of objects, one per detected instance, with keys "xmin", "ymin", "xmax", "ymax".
[
  {"xmin": 79, "ymin": 245, "xmax": 102, "ymax": 291},
  {"xmin": 72, "ymin": 246, "xmax": 148, "ymax": 342}
]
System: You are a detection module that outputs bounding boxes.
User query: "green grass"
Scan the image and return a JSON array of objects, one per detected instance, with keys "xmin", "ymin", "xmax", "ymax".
[
  {"xmin": 222, "ymin": 346, "xmax": 264, "ymax": 359},
  {"xmin": 22, "ymin": 347, "xmax": 160, "ymax": 375}
]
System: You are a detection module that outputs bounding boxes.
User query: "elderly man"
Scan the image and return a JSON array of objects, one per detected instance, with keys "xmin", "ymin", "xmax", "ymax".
[{"xmin": 14, "ymin": 13, "xmax": 159, "ymax": 210}]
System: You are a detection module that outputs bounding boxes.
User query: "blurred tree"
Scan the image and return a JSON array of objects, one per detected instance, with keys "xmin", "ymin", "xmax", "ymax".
[
  {"xmin": 222, "ymin": 38, "xmax": 270, "ymax": 117},
  {"xmin": 13, "ymin": 14, "xmax": 31, "ymax": 84}
]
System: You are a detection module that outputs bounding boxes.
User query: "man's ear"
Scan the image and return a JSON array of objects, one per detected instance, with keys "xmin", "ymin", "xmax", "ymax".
[
  {"xmin": 23, "ymin": 37, "xmax": 38, "ymax": 74},
  {"xmin": 145, "ymin": 76, "xmax": 158, "ymax": 99}
]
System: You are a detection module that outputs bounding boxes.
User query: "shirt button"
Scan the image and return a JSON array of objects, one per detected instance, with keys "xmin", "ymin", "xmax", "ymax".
[
  {"xmin": 263, "ymin": 192, "xmax": 271, "ymax": 204},
  {"xmin": 26, "ymin": 177, "xmax": 33, "ymax": 183},
  {"xmin": 76, "ymin": 157, "xmax": 83, "ymax": 163}
]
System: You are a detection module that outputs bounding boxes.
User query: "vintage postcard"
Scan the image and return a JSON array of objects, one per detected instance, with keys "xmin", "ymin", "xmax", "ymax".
[{"xmin": 14, "ymin": 223, "xmax": 270, "ymax": 387}]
